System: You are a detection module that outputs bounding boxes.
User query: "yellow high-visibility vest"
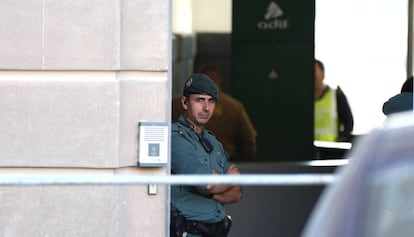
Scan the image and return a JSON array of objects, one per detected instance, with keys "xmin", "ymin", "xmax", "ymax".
[{"xmin": 314, "ymin": 88, "xmax": 338, "ymax": 141}]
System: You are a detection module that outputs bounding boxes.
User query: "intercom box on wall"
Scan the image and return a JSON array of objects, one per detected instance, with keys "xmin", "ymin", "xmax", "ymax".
[{"xmin": 137, "ymin": 121, "xmax": 168, "ymax": 167}]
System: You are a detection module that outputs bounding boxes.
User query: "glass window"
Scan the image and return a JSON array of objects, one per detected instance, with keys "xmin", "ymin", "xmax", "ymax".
[{"xmin": 315, "ymin": 0, "xmax": 408, "ymax": 135}]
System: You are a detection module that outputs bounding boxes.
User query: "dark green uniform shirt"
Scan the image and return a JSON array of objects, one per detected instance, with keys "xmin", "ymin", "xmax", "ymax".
[{"xmin": 171, "ymin": 115, "xmax": 230, "ymax": 223}]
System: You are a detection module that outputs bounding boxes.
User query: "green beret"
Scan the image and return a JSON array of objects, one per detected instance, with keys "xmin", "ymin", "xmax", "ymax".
[{"xmin": 183, "ymin": 73, "xmax": 219, "ymax": 102}]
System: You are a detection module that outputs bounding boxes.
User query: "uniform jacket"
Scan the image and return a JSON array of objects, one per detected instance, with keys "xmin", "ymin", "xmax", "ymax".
[{"xmin": 171, "ymin": 115, "xmax": 231, "ymax": 223}]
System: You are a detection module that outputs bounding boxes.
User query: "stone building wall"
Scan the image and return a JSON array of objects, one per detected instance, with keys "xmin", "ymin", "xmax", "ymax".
[{"xmin": 0, "ymin": 1, "xmax": 170, "ymax": 236}]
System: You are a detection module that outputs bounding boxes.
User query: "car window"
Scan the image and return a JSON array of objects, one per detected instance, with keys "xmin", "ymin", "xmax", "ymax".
[{"xmin": 364, "ymin": 158, "xmax": 414, "ymax": 237}]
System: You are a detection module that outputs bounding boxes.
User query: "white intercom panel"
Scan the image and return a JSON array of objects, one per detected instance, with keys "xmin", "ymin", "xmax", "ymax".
[{"xmin": 138, "ymin": 121, "xmax": 168, "ymax": 167}]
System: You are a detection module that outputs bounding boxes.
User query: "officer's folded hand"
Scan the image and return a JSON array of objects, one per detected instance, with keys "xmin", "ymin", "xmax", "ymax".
[{"xmin": 226, "ymin": 164, "xmax": 240, "ymax": 175}]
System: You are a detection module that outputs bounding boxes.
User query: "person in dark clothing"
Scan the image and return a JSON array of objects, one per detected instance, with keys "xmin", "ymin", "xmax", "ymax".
[
  {"xmin": 314, "ymin": 59, "xmax": 354, "ymax": 142},
  {"xmin": 382, "ymin": 76, "xmax": 413, "ymax": 116}
]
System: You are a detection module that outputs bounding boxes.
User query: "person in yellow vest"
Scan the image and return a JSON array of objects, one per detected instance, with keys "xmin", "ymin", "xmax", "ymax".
[{"xmin": 314, "ymin": 59, "xmax": 354, "ymax": 142}]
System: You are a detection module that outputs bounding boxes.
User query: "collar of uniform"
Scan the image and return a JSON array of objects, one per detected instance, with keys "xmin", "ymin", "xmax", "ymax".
[{"xmin": 177, "ymin": 115, "xmax": 207, "ymax": 136}]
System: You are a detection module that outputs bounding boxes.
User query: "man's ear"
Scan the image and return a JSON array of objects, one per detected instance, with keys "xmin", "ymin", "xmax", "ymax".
[{"xmin": 181, "ymin": 96, "xmax": 188, "ymax": 109}]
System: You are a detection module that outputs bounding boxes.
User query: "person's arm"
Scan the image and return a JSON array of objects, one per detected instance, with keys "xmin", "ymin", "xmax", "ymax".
[
  {"xmin": 205, "ymin": 164, "xmax": 242, "ymax": 204},
  {"xmin": 211, "ymin": 186, "xmax": 242, "ymax": 204},
  {"xmin": 336, "ymin": 87, "xmax": 354, "ymax": 142}
]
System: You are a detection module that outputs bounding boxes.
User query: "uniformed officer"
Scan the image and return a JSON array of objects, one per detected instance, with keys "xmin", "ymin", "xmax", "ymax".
[
  {"xmin": 170, "ymin": 73, "xmax": 242, "ymax": 237},
  {"xmin": 172, "ymin": 64, "xmax": 257, "ymax": 162}
]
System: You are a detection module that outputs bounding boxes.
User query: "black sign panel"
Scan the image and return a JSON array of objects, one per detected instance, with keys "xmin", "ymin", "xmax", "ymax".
[
  {"xmin": 232, "ymin": 0, "xmax": 315, "ymax": 41},
  {"xmin": 232, "ymin": 42, "xmax": 314, "ymax": 162}
]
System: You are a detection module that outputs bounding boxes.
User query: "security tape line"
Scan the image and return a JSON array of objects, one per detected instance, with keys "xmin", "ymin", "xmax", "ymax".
[{"xmin": 0, "ymin": 174, "xmax": 336, "ymax": 186}]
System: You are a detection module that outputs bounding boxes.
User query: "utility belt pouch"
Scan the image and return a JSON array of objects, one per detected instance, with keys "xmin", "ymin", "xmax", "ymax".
[
  {"xmin": 195, "ymin": 215, "xmax": 232, "ymax": 237},
  {"xmin": 170, "ymin": 215, "xmax": 185, "ymax": 237},
  {"xmin": 223, "ymin": 215, "xmax": 232, "ymax": 235},
  {"xmin": 171, "ymin": 215, "xmax": 232, "ymax": 237}
]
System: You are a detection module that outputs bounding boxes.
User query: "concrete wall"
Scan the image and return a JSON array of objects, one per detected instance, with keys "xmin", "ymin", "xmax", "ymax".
[{"xmin": 0, "ymin": 1, "xmax": 170, "ymax": 237}]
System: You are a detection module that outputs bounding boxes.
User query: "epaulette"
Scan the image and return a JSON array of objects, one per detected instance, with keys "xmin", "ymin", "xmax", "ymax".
[{"xmin": 173, "ymin": 123, "xmax": 185, "ymax": 136}]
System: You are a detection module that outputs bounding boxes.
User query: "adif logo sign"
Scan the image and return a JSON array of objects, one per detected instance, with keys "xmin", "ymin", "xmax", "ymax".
[
  {"xmin": 264, "ymin": 1, "xmax": 283, "ymax": 20},
  {"xmin": 258, "ymin": 2, "xmax": 289, "ymax": 30}
]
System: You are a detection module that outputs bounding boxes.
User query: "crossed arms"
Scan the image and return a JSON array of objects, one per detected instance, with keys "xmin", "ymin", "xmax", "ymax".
[{"xmin": 205, "ymin": 164, "xmax": 242, "ymax": 204}]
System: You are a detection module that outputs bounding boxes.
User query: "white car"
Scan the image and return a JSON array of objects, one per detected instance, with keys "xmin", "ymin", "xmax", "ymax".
[{"xmin": 302, "ymin": 111, "xmax": 414, "ymax": 237}]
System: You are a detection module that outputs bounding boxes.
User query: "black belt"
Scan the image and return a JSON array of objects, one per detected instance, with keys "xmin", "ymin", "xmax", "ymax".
[{"xmin": 171, "ymin": 215, "xmax": 232, "ymax": 237}]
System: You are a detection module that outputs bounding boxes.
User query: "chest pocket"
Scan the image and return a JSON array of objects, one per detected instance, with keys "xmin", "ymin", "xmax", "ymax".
[
  {"xmin": 212, "ymin": 150, "xmax": 227, "ymax": 173},
  {"xmin": 197, "ymin": 154, "xmax": 210, "ymax": 168},
  {"xmin": 192, "ymin": 146, "xmax": 227, "ymax": 174},
  {"xmin": 175, "ymin": 125, "xmax": 228, "ymax": 173}
]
